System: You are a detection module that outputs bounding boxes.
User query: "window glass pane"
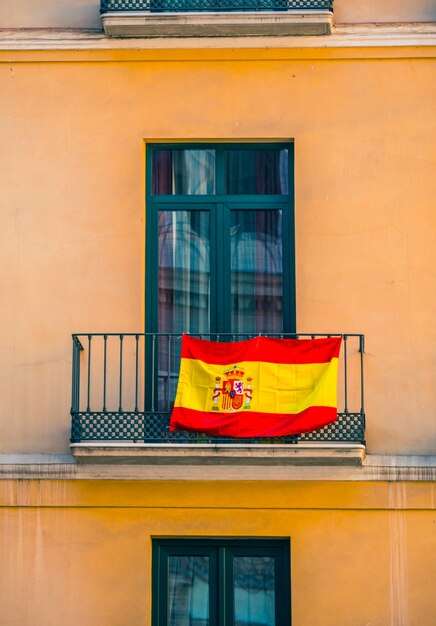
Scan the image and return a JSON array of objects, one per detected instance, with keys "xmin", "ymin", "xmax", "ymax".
[
  {"xmin": 152, "ymin": 149, "xmax": 216, "ymax": 195},
  {"xmin": 158, "ymin": 210, "xmax": 210, "ymax": 410},
  {"xmin": 169, "ymin": 556, "xmax": 210, "ymax": 626},
  {"xmin": 234, "ymin": 556, "xmax": 275, "ymax": 626},
  {"xmin": 225, "ymin": 149, "xmax": 288, "ymax": 195},
  {"xmin": 231, "ymin": 210, "xmax": 283, "ymax": 334},
  {"xmin": 158, "ymin": 211, "xmax": 210, "ymax": 334}
]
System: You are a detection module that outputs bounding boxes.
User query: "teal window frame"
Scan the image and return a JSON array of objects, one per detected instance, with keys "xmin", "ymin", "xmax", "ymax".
[
  {"xmin": 145, "ymin": 142, "xmax": 296, "ymax": 335},
  {"xmin": 152, "ymin": 538, "xmax": 292, "ymax": 626}
]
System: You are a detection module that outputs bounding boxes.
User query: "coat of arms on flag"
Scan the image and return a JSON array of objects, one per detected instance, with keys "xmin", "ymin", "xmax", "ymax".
[
  {"xmin": 170, "ymin": 334, "xmax": 342, "ymax": 438},
  {"xmin": 212, "ymin": 365, "xmax": 253, "ymax": 412}
]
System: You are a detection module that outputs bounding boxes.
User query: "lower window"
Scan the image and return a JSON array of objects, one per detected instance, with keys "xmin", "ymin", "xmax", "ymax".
[{"xmin": 152, "ymin": 538, "xmax": 291, "ymax": 626}]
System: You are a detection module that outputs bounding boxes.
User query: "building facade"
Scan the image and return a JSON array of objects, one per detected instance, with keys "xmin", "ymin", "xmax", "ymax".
[{"xmin": 0, "ymin": 1, "xmax": 435, "ymax": 624}]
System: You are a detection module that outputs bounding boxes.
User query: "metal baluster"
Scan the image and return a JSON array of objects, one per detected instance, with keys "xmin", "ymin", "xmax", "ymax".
[
  {"xmin": 119, "ymin": 334, "xmax": 124, "ymax": 412},
  {"xmin": 71, "ymin": 336, "xmax": 83, "ymax": 442},
  {"xmin": 359, "ymin": 334, "xmax": 365, "ymax": 414},
  {"xmin": 134, "ymin": 334, "xmax": 139, "ymax": 413},
  {"xmin": 167, "ymin": 334, "xmax": 171, "ymax": 411},
  {"xmin": 103, "ymin": 335, "xmax": 107, "ymax": 413},
  {"xmin": 71, "ymin": 336, "xmax": 77, "ymax": 414},
  {"xmin": 151, "ymin": 334, "xmax": 156, "ymax": 412},
  {"xmin": 86, "ymin": 335, "xmax": 92, "ymax": 413},
  {"xmin": 76, "ymin": 339, "xmax": 81, "ymax": 413},
  {"xmin": 343, "ymin": 335, "xmax": 349, "ymax": 414}
]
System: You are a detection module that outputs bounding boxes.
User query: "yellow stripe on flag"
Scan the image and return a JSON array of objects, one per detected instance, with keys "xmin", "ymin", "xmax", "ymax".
[{"xmin": 174, "ymin": 357, "xmax": 339, "ymax": 415}]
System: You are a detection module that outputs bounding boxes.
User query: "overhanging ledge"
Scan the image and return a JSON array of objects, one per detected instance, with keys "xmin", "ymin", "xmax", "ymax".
[
  {"xmin": 70, "ymin": 442, "xmax": 365, "ymax": 466},
  {"xmin": 101, "ymin": 10, "xmax": 333, "ymax": 38}
]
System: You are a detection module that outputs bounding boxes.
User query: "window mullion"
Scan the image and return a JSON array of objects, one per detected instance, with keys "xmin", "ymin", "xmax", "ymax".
[
  {"xmin": 209, "ymin": 547, "xmax": 220, "ymax": 626},
  {"xmin": 215, "ymin": 203, "xmax": 231, "ymax": 334},
  {"xmin": 283, "ymin": 142, "xmax": 295, "ymax": 333},
  {"xmin": 210, "ymin": 203, "xmax": 218, "ymax": 335},
  {"xmin": 218, "ymin": 546, "xmax": 227, "ymax": 626},
  {"xmin": 215, "ymin": 148, "xmax": 229, "ymax": 335}
]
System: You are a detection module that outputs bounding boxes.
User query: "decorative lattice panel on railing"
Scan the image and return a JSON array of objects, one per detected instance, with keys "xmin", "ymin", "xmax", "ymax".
[
  {"xmin": 71, "ymin": 411, "xmax": 364, "ymax": 444},
  {"xmin": 101, "ymin": 1, "xmax": 334, "ymax": 13}
]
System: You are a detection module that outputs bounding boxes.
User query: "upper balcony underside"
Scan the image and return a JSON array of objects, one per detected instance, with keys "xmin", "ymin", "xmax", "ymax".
[{"xmin": 100, "ymin": 1, "xmax": 335, "ymax": 37}]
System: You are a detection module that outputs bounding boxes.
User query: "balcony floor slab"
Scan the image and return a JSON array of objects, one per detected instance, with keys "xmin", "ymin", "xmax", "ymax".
[{"xmin": 70, "ymin": 442, "xmax": 365, "ymax": 466}]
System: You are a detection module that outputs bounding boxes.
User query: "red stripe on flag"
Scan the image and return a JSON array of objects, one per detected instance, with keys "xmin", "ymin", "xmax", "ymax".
[
  {"xmin": 170, "ymin": 406, "xmax": 337, "ymax": 438},
  {"xmin": 180, "ymin": 335, "xmax": 341, "ymax": 365}
]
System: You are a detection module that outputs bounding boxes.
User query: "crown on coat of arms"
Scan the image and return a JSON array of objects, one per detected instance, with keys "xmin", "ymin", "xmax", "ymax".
[{"xmin": 223, "ymin": 365, "xmax": 245, "ymax": 379}]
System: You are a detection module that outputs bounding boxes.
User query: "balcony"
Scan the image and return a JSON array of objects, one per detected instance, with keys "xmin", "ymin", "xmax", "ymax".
[
  {"xmin": 70, "ymin": 332, "xmax": 365, "ymax": 466},
  {"xmin": 100, "ymin": 1, "xmax": 335, "ymax": 38}
]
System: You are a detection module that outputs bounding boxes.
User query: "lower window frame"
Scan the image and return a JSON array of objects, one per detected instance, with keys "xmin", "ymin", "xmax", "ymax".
[{"xmin": 152, "ymin": 537, "xmax": 291, "ymax": 626}]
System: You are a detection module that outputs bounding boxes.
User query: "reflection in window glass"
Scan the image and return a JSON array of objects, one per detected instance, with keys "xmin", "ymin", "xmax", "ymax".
[
  {"xmin": 225, "ymin": 149, "xmax": 288, "ymax": 195},
  {"xmin": 169, "ymin": 556, "xmax": 210, "ymax": 626},
  {"xmin": 231, "ymin": 210, "xmax": 283, "ymax": 334},
  {"xmin": 158, "ymin": 210, "xmax": 210, "ymax": 409},
  {"xmin": 158, "ymin": 210, "xmax": 210, "ymax": 334},
  {"xmin": 152, "ymin": 149, "xmax": 216, "ymax": 195},
  {"xmin": 234, "ymin": 556, "xmax": 275, "ymax": 626}
]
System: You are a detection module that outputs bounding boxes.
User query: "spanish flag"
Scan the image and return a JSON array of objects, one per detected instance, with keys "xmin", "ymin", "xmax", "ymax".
[{"xmin": 170, "ymin": 335, "xmax": 342, "ymax": 438}]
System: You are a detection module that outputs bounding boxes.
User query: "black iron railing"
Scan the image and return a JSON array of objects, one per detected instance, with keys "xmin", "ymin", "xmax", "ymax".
[
  {"xmin": 101, "ymin": 1, "xmax": 334, "ymax": 13},
  {"xmin": 71, "ymin": 332, "xmax": 365, "ymax": 444}
]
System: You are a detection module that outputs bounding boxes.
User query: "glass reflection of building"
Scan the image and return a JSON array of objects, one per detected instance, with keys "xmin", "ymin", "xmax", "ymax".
[
  {"xmin": 168, "ymin": 555, "xmax": 276, "ymax": 626},
  {"xmin": 150, "ymin": 145, "xmax": 290, "ymax": 410}
]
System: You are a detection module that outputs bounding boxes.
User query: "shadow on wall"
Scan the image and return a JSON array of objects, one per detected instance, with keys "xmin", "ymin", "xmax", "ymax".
[{"xmin": 334, "ymin": 0, "xmax": 436, "ymax": 25}]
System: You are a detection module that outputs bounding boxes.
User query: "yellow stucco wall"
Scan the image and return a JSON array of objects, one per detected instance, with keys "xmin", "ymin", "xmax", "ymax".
[
  {"xmin": 0, "ymin": 46, "xmax": 435, "ymax": 455},
  {"xmin": 0, "ymin": 479, "xmax": 434, "ymax": 626}
]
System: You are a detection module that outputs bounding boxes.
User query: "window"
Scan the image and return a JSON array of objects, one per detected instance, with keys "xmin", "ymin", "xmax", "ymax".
[
  {"xmin": 152, "ymin": 538, "xmax": 291, "ymax": 626},
  {"xmin": 146, "ymin": 143, "xmax": 295, "ymax": 335},
  {"xmin": 146, "ymin": 142, "xmax": 295, "ymax": 409}
]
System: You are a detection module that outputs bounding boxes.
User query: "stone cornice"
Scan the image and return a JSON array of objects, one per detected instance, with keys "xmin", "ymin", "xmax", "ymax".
[
  {"xmin": 0, "ymin": 24, "xmax": 435, "ymax": 61},
  {"xmin": 0, "ymin": 452, "xmax": 434, "ymax": 482}
]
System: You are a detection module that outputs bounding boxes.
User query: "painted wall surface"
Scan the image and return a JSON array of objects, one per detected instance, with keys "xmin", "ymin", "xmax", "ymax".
[
  {"xmin": 0, "ymin": 0, "xmax": 435, "ymax": 29},
  {"xmin": 0, "ymin": 0, "xmax": 101, "ymax": 29},
  {"xmin": 0, "ymin": 480, "xmax": 434, "ymax": 626},
  {"xmin": 335, "ymin": 0, "xmax": 436, "ymax": 25},
  {"xmin": 0, "ymin": 50, "xmax": 435, "ymax": 455}
]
